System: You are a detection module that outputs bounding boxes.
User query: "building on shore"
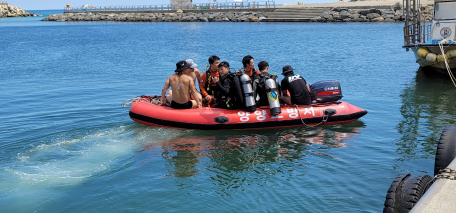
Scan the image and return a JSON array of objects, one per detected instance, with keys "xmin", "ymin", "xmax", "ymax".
[{"xmin": 170, "ymin": 0, "xmax": 192, "ymax": 5}]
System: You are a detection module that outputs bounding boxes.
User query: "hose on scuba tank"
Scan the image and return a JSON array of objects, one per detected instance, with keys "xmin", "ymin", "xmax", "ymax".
[{"xmin": 201, "ymin": 64, "xmax": 210, "ymax": 73}]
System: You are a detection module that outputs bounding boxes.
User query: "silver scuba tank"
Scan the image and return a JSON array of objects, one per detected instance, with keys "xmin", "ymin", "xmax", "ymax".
[
  {"xmin": 240, "ymin": 73, "xmax": 257, "ymax": 112},
  {"xmin": 265, "ymin": 78, "xmax": 281, "ymax": 116}
]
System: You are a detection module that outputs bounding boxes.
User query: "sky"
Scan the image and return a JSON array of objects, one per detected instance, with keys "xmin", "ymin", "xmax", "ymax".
[{"xmin": 8, "ymin": 0, "xmax": 339, "ymax": 10}]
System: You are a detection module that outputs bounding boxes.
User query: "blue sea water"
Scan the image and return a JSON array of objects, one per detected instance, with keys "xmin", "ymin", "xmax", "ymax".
[{"xmin": 1, "ymin": 10, "xmax": 456, "ymax": 212}]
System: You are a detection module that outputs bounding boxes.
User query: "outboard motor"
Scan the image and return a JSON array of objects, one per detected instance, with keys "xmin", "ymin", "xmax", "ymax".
[
  {"xmin": 240, "ymin": 73, "xmax": 257, "ymax": 112},
  {"xmin": 310, "ymin": 80, "xmax": 342, "ymax": 103},
  {"xmin": 265, "ymin": 78, "xmax": 281, "ymax": 116}
]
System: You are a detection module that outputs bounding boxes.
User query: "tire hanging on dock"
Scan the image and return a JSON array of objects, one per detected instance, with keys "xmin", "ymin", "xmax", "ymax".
[
  {"xmin": 383, "ymin": 173, "xmax": 432, "ymax": 213},
  {"xmin": 434, "ymin": 126, "xmax": 456, "ymax": 176}
]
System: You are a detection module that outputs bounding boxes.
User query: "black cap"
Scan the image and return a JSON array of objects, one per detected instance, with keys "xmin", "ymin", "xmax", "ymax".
[
  {"xmin": 282, "ymin": 65, "xmax": 294, "ymax": 75},
  {"xmin": 175, "ymin": 60, "xmax": 191, "ymax": 73}
]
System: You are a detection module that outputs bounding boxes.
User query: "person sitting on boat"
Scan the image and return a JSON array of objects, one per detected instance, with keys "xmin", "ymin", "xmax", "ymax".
[
  {"xmin": 166, "ymin": 59, "xmax": 203, "ymax": 103},
  {"xmin": 186, "ymin": 59, "xmax": 203, "ymax": 102},
  {"xmin": 237, "ymin": 55, "xmax": 260, "ymax": 81},
  {"xmin": 281, "ymin": 65, "xmax": 311, "ymax": 105},
  {"xmin": 253, "ymin": 61, "xmax": 281, "ymax": 107},
  {"xmin": 199, "ymin": 55, "xmax": 220, "ymax": 105},
  {"xmin": 161, "ymin": 60, "xmax": 202, "ymax": 109},
  {"xmin": 212, "ymin": 61, "xmax": 243, "ymax": 109},
  {"xmin": 186, "ymin": 59, "xmax": 202, "ymax": 88}
]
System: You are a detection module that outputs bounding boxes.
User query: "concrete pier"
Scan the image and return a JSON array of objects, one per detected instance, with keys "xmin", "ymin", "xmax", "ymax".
[
  {"xmin": 46, "ymin": 0, "xmax": 427, "ymax": 22},
  {"xmin": 411, "ymin": 158, "xmax": 456, "ymax": 213},
  {"xmin": 278, "ymin": 0, "xmax": 433, "ymax": 8},
  {"xmin": 265, "ymin": 8, "xmax": 331, "ymax": 22}
]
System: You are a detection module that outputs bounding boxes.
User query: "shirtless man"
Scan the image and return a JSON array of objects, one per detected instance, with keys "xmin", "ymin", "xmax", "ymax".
[
  {"xmin": 186, "ymin": 59, "xmax": 203, "ymax": 101},
  {"xmin": 186, "ymin": 59, "xmax": 202, "ymax": 87},
  {"xmin": 166, "ymin": 59, "xmax": 202, "ymax": 103},
  {"xmin": 161, "ymin": 60, "xmax": 202, "ymax": 109}
]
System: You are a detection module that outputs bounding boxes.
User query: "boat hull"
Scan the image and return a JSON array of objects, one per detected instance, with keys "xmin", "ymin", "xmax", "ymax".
[
  {"xmin": 406, "ymin": 44, "xmax": 456, "ymax": 72},
  {"xmin": 129, "ymin": 99, "xmax": 367, "ymax": 130}
]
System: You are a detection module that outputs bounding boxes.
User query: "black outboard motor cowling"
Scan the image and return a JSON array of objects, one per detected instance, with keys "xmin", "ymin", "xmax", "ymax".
[{"xmin": 310, "ymin": 80, "xmax": 342, "ymax": 103}]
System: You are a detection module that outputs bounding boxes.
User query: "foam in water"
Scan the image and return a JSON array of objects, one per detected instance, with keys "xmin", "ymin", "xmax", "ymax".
[{"xmin": 0, "ymin": 125, "xmax": 184, "ymax": 210}]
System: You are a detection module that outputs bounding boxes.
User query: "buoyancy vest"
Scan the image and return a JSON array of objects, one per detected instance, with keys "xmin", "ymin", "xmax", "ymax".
[
  {"xmin": 203, "ymin": 69, "xmax": 219, "ymax": 97},
  {"xmin": 230, "ymin": 72, "xmax": 245, "ymax": 109},
  {"xmin": 254, "ymin": 73, "xmax": 281, "ymax": 106},
  {"xmin": 214, "ymin": 72, "xmax": 241, "ymax": 109}
]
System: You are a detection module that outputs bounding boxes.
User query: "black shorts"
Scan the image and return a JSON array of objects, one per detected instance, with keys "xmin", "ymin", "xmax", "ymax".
[{"xmin": 171, "ymin": 100, "xmax": 193, "ymax": 109}]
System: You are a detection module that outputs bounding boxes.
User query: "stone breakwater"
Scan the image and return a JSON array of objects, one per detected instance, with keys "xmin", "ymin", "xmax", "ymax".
[
  {"xmin": 42, "ymin": 3, "xmax": 435, "ymax": 23},
  {"xmin": 311, "ymin": 3, "xmax": 434, "ymax": 23},
  {"xmin": 0, "ymin": 5, "xmax": 41, "ymax": 17},
  {"xmin": 43, "ymin": 11, "xmax": 271, "ymax": 22}
]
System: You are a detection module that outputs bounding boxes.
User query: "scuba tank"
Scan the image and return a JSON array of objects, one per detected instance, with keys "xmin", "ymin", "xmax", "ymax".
[
  {"xmin": 265, "ymin": 78, "xmax": 281, "ymax": 116},
  {"xmin": 240, "ymin": 73, "xmax": 257, "ymax": 112}
]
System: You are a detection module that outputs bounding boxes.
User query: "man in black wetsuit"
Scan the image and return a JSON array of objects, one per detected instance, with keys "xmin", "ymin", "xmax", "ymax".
[
  {"xmin": 281, "ymin": 65, "xmax": 312, "ymax": 105},
  {"xmin": 253, "ymin": 61, "xmax": 281, "ymax": 107},
  {"xmin": 212, "ymin": 61, "xmax": 243, "ymax": 109}
]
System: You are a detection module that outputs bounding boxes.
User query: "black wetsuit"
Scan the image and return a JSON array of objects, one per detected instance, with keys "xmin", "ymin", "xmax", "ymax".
[
  {"xmin": 214, "ymin": 72, "xmax": 243, "ymax": 109},
  {"xmin": 281, "ymin": 73, "xmax": 311, "ymax": 105},
  {"xmin": 253, "ymin": 72, "xmax": 281, "ymax": 107}
]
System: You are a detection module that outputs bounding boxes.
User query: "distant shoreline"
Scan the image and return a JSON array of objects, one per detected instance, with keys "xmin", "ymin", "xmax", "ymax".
[
  {"xmin": 5, "ymin": 0, "xmax": 436, "ymax": 11},
  {"xmin": 276, "ymin": 0, "xmax": 433, "ymax": 8},
  {"xmin": 42, "ymin": 3, "xmax": 411, "ymax": 23},
  {"xmin": 41, "ymin": 0, "xmax": 436, "ymax": 23}
]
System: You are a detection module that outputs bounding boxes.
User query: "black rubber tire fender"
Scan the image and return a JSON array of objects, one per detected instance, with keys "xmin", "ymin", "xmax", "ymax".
[
  {"xmin": 383, "ymin": 174, "xmax": 432, "ymax": 213},
  {"xmin": 384, "ymin": 173, "xmax": 410, "ymax": 213},
  {"xmin": 399, "ymin": 174, "xmax": 432, "ymax": 212},
  {"xmin": 434, "ymin": 126, "xmax": 456, "ymax": 176}
]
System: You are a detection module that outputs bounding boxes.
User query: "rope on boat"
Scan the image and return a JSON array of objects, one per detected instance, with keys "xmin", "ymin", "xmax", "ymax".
[
  {"xmin": 122, "ymin": 96, "xmax": 162, "ymax": 107},
  {"xmin": 438, "ymin": 39, "xmax": 456, "ymax": 87},
  {"xmin": 121, "ymin": 97, "xmax": 142, "ymax": 107},
  {"xmin": 295, "ymin": 104, "xmax": 329, "ymax": 127}
]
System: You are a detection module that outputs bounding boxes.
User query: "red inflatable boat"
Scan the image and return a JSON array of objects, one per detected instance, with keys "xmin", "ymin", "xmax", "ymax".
[{"xmin": 127, "ymin": 97, "xmax": 367, "ymax": 130}]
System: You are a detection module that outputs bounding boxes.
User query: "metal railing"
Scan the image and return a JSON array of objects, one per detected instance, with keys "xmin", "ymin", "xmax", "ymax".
[
  {"xmin": 255, "ymin": 1, "xmax": 275, "ymax": 8},
  {"xmin": 0, "ymin": 1, "xmax": 8, "ymax": 5},
  {"xmin": 403, "ymin": 0, "xmax": 429, "ymax": 46},
  {"xmin": 404, "ymin": 22, "xmax": 432, "ymax": 45},
  {"xmin": 66, "ymin": 5, "xmax": 171, "ymax": 12},
  {"xmin": 65, "ymin": 1, "xmax": 275, "ymax": 12}
]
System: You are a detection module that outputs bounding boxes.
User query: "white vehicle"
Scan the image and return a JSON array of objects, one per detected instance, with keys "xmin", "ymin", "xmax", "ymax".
[{"xmin": 404, "ymin": 0, "xmax": 456, "ymax": 72}]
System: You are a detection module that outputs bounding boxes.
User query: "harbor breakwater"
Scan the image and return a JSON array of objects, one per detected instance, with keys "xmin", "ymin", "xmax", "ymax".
[
  {"xmin": 0, "ymin": 4, "xmax": 41, "ymax": 17},
  {"xmin": 43, "ymin": 10, "xmax": 273, "ymax": 22},
  {"xmin": 42, "ymin": 3, "xmax": 433, "ymax": 23},
  {"xmin": 311, "ymin": 3, "xmax": 433, "ymax": 23}
]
